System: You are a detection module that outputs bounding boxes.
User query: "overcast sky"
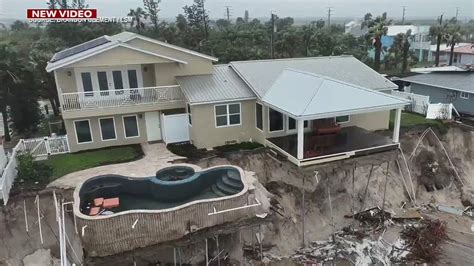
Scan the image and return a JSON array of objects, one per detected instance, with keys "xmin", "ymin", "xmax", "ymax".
[{"xmin": 1, "ymin": 0, "xmax": 473, "ymax": 20}]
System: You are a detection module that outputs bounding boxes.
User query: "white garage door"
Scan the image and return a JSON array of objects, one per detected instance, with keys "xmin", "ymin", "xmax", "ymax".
[{"xmin": 161, "ymin": 113, "xmax": 190, "ymax": 144}]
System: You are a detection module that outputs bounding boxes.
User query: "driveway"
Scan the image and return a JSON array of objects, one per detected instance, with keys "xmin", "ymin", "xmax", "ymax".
[{"xmin": 48, "ymin": 143, "xmax": 184, "ymax": 189}]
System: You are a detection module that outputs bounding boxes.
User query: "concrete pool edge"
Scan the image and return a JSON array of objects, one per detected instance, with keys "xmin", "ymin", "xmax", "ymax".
[{"xmin": 72, "ymin": 164, "xmax": 252, "ymax": 220}]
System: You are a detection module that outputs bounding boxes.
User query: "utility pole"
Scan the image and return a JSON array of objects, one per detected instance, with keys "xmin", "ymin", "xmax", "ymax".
[
  {"xmin": 435, "ymin": 14, "xmax": 443, "ymax": 66},
  {"xmin": 401, "ymin": 6, "xmax": 406, "ymax": 24},
  {"xmin": 455, "ymin": 7, "xmax": 459, "ymax": 21},
  {"xmin": 326, "ymin": 7, "xmax": 333, "ymax": 27},
  {"xmin": 201, "ymin": 0, "xmax": 209, "ymax": 39},
  {"xmin": 224, "ymin": 6, "xmax": 231, "ymax": 22},
  {"xmin": 270, "ymin": 12, "xmax": 276, "ymax": 59}
]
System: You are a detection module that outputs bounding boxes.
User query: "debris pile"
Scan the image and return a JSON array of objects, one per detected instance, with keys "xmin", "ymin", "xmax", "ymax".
[
  {"xmin": 400, "ymin": 219, "xmax": 448, "ymax": 263},
  {"xmin": 290, "ymin": 206, "xmax": 449, "ymax": 265}
]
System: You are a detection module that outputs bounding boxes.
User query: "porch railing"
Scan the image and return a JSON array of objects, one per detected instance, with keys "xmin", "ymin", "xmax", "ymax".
[{"xmin": 60, "ymin": 85, "xmax": 185, "ymax": 112}]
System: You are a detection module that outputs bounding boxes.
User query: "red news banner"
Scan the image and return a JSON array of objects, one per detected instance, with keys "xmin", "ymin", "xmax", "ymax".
[{"xmin": 27, "ymin": 9, "xmax": 98, "ymax": 19}]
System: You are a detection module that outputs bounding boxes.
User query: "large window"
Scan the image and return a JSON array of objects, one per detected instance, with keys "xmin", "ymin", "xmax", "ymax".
[
  {"xmin": 215, "ymin": 103, "xmax": 241, "ymax": 127},
  {"xmin": 269, "ymin": 108, "xmax": 283, "ymax": 132},
  {"xmin": 99, "ymin": 118, "xmax": 116, "ymax": 141},
  {"xmin": 123, "ymin": 115, "xmax": 139, "ymax": 138},
  {"xmin": 256, "ymin": 103, "xmax": 263, "ymax": 130},
  {"xmin": 81, "ymin": 72, "xmax": 93, "ymax": 96},
  {"xmin": 335, "ymin": 115, "xmax": 350, "ymax": 123},
  {"xmin": 113, "ymin": 70, "xmax": 124, "ymax": 95},
  {"xmin": 460, "ymin": 92, "xmax": 470, "ymax": 99},
  {"xmin": 288, "ymin": 117, "xmax": 308, "ymax": 131},
  {"xmin": 127, "ymin": 69, "xmax": 138, "ymax": 88},
  {"xmin": 97, "ymin": 71, "xmax": 109, "ymax": 96},
  {"xmin": 187, "ymin": 104, "xmax": 192, "ymax": 126},
  {"xmin": 74, "ymin": 120, "xmax": 92, "ymax": 144}
]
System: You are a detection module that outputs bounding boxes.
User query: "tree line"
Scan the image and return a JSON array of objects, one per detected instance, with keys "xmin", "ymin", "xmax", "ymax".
[{"xmin": 0, "ymin": 0, "xmax": 472, "ymax": 141}]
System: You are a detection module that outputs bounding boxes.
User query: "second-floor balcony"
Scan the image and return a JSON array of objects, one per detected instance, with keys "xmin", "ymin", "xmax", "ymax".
[{"xmin": 60, "ymin": 85, "xmax": 185, "ymax": 112}]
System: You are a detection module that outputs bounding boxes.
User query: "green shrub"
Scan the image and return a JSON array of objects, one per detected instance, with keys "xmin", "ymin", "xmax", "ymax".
[
  {"xmin": 213, "ymin": 141, "xmax": 264, "ymax": 153},
  {"xmin": 16, "ymin": 152, "xmax": 52, "ymax": 183}
]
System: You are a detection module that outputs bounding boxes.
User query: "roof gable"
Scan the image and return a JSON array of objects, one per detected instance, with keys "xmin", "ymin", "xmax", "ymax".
[
  {"xmin": 46, "ymin": 42, "xmax": 186, "ymax": 71},
  {"xmin": 47, "ymin": 31, "xmax": 217, "ymax": 72},
  {"xmin": 262, "ymin": 69, "xmax": 409, "ymax": 119}
]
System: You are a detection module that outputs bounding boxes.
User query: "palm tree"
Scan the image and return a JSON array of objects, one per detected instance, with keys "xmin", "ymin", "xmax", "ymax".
[
  {"xmin": 362, "ymin": 12, "xmax": 391, "ymax": 71},
  {"xmin": 128, "ymin": 8, "xmax": 148, "ymax": 33},
  {"xmin": 444, "ymin": 22, "xmax": 463, "ymax": 65},
  {"xmin": 0, "ymin": 44, "xmax": 20, "ymax": 142}
]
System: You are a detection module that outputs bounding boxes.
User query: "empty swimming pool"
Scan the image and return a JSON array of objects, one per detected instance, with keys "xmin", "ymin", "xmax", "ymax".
[{"xmin": 79, "ymin": 165, "xmax": 245, "ymax": 215}]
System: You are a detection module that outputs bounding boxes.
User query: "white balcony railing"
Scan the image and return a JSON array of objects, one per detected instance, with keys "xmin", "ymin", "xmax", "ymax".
[{"xmin": 60, "ymin": 85, "xmax": 185, "ymax": 112}]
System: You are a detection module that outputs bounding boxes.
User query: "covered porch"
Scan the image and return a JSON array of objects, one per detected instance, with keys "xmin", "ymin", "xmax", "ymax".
[
  {"xmin": 261, "ymin": 69, "xmax": 408, "ymax": 166},
  {"xmin": 266, "ymin": 125, "xmax": 399, "ymax": 165}
]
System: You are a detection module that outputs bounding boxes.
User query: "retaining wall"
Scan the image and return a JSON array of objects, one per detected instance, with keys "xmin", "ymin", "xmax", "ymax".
[{"xmin": 73, "ymin": 165, "xmax": 259, "ymax": 257}]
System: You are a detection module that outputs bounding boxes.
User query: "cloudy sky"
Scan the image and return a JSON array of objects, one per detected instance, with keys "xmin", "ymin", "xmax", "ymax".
[{"xmin": 1, "ymin": 0, "xmax": 473, "ymax": 20}]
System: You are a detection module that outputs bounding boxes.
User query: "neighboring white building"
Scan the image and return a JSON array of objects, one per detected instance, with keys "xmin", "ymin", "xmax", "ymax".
[{"xmin": 344, "ymin": 20, "xmax": 367, "ymax": 38}]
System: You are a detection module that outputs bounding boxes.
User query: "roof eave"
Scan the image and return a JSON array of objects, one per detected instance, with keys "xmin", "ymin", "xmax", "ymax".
[
  {"xmin": 45, "ymin": 43, "xmax": 187, "ymax": 72},
  {"xmin": 262, "ymin": 100, "xmax": 409, "ymax": 120}
]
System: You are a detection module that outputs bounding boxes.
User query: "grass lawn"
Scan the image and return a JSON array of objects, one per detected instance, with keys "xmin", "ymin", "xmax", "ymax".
[
  {"xmin": 42, "ymin": 145, "xmax": 143, "ymax": 180},
  {"xmin": 389, "ymin": 110, "xmax": 446, "ymax": 133}
]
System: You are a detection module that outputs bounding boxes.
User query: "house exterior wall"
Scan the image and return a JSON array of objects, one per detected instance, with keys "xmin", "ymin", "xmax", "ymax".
[
  {"xmin": 189, "ymin": 100, "xmax": 390, "ymax": 150},
  {"xmin": 55, "ymin": 64, "xmax": 156, "ymax": 93},
  {"xmin": 54, "ymin": 69, "xmax": 77, "ymax": 93},
  {"xmin": 126, "ymin": 38, "xmax": 214, "ymax": 77},
  {"xmin": 64, "ymin": 113, "xmax": 148, "ymax": 152},
  {"xmin": 410, "ymin": 83, "xmax": 474, "ymax": 115},
  {"xmin": 339, "ymin": 111, "xmax": 390, "ymax": 131},
  {"xmin": 189, "ymin": 100, "xmax": 258, "ymax": 149}
]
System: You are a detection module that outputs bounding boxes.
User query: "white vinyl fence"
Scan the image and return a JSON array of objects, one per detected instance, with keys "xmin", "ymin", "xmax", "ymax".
[
  {"xmin": 0, "ymin": 135, "xmax": 70, "ymax": 204},
  {"xmin": 17, "ymin": 135, "xmax": 70, "ymax": 158},
  {"xmin": 0, "ymin": 144, "xmax": 19, "ymax": 204},
  {"xmin": 391, "ymin": 90, "xmax": 430, "ymax": 115}
]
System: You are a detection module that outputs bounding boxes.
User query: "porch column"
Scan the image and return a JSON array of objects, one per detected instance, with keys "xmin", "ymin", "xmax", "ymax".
[
  {"xmin": 297, "ymin": 119, "xmax": 304, "ymax": 160},
  {"xmin": 393, "ymin": 108, "xmax": 402, "ymax": 143}
]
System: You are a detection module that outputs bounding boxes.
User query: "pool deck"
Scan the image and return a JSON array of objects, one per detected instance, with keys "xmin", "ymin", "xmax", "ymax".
[{"xmin": 48, "ymin": 143, "xmax": 185, "ymax": 189}]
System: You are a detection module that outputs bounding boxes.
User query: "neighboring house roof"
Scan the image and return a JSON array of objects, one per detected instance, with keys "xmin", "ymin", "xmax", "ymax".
[
  {"xmin": 262, "ymin": 69, "xmax": 409, "ymax": 119},
  {"xmin": 410, "ymin": 66, "xmax": 468, "ymax": 73},
  {"xmin": 386, "ymin": 25, "xmax": 430, "ymax": 36},
  {"xmin": 344, "ymin": 20, "xmax": 367, "ymax": 37},
  {"xmin": 452, "ymin": 44, "xmax": 474, "ymax": 55},
  {"xmin": 230, "ymin": 56, "xmax": 397, "ymax": 98},
  {"xmin": 401, "ymin": 72, "xmax": 474, "ymax": 93},
  {"xmin": 46, "ymin": 31, "xmax": 218, "ymax": 72},
  {"xmin": 429, "ymin": 43, "xmax": 472, "ymax": 52},
  {"xmin": 176, "ymin": 65, "xmax": 256, "ymax": 105}
]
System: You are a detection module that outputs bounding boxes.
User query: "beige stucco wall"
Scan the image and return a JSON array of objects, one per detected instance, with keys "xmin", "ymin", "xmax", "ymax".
[
  {"xmin": 339, "ymin": 110, "xmax": 390, "ymax": 131},
  {"xmin": 127, "ymin": 39, "xmax": 214, "ymax": 77},
  {"xmin": 189, "ymin": 100, "xmax": 258, "ymax": 149},
  {"xmin": 54, "ymin": 69, "xmax": 77, "ymax": 93},
  {"xmin": 65, "ymin": 113, "xmax": 147, "ymax": 152}
]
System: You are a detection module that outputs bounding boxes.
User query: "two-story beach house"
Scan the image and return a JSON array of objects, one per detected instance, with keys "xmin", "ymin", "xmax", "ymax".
[{"xmin": 47, "ymin": 32, "xmax": 408, "ymax": 166}]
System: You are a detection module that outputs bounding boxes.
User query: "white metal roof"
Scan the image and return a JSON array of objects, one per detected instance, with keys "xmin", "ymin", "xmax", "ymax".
[
  {"xmin": 262, "ymin": 69, "xmax": 409, "ymax": 120},
  {"xmin": 230, "ymin": 56, "xmax": 397, "ymax": 98},
  {"xmin": 177, "ymin": 65, "xmax": 256, "ymax": 105},
  {"xmin": 386, "ymin": 25, "xmax": 430, "ymax": 36}
]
